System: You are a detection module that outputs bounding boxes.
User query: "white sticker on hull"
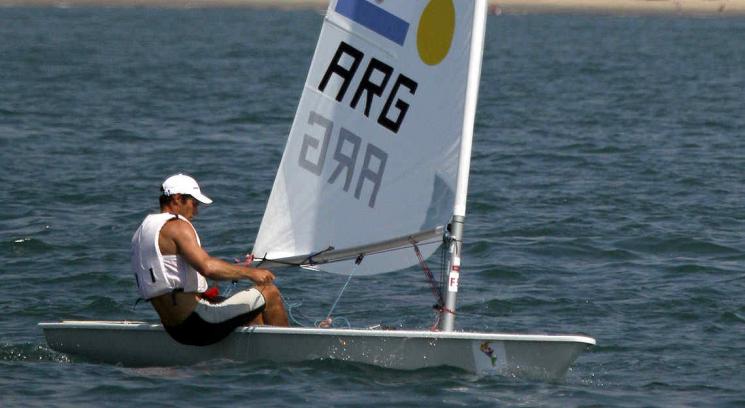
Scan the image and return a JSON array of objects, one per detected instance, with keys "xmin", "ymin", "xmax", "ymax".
[{"xmin": 472, "ymin": 340, "xmax": 507, "ymax": 373}]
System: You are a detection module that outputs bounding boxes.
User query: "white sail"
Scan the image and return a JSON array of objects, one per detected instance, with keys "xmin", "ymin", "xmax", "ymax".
[{"xmin": 254, "ymin": 0, "xmax": 481, "ymax": 275}]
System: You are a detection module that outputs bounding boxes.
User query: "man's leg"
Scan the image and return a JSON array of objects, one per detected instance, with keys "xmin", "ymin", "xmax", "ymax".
[{"xmin": 255, "ymin": 284, "xmax": 289, "ymax": 326}]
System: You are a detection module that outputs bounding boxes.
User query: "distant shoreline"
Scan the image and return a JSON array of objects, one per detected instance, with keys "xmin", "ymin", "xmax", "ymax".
[{"xmin": 2, "ymin": 0, "xmax": 745, "ymax": 16}]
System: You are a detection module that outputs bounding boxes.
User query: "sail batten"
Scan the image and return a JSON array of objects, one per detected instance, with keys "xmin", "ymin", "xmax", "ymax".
[{"xmin": 254, "ymin": 1, "xmax": 481, "ymax": 275}]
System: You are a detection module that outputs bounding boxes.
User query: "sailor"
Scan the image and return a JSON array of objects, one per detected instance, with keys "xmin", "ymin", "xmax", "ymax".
[{"xmin": 131, "ymin": 173, "xmax": 289, "ymax": 346}]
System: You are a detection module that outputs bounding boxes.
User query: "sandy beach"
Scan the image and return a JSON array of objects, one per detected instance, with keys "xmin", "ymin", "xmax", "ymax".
[
  {"xmin": 495, "ymin": 0, "xmax": 745, "ymax": 15},
  {"xmin": 2, "ymin": 0, "xmax": 745, "ymax": 16}
]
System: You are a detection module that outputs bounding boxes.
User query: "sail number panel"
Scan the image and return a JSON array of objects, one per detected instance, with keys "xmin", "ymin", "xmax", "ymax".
[
  {"xmin": 298, "ymin": 110, "xmax": 387, "ymax": 208},
  {"xmin": 296, "ymin": 40, "xmax": 421, "ymax": 209},
  {"xmin": 318, "ymin": 41, "xmax": 418, "ymax": 135}
]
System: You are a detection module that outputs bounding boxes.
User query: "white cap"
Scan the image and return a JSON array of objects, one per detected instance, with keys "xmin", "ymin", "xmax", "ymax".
[{"xmin": 161, "ymin": 174, "xmax": 213, "ymax": 204}]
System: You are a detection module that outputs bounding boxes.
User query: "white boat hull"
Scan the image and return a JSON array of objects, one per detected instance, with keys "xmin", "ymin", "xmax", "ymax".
[{"xmin": 40, "ymin": 321, "xmax": 594, "ymax": 380}]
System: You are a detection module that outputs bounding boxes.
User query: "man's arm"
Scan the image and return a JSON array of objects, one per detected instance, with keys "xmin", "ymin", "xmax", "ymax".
[{"xmin": 161, "ymin": 219, "xmax": 275, "ymax": 284}]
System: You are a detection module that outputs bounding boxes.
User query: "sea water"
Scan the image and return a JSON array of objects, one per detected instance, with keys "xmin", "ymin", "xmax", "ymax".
[{"xmin": 1, "ymin": 7, "xmax": 744, "ymax": 407}]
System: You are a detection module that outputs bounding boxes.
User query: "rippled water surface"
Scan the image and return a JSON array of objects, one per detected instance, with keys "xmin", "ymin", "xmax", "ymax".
[{"xmin": 1, "ymin": 7, "xmax": 745, "ymax": 407}]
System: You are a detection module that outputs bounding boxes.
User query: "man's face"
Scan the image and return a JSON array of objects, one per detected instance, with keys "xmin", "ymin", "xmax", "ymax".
[{"xmin": 179, "ymin": 195, "xmax": 199, "ymax": 220}]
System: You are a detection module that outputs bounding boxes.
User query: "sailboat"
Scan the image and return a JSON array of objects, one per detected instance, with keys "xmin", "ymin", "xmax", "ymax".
[{"xmin": 40, "ymin": 0, "xmax": 595, "ymax": 380}]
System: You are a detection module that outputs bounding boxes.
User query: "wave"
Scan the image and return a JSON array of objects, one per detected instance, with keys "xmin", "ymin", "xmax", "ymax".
[{"xmin": 0, "ymin": 342, "xmax": 69, "ymax": 363}]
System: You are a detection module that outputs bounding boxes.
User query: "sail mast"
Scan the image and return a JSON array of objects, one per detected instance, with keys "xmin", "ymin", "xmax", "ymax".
[{"xmin": 440, "ymin": 0, "xmax": 488, "ymax": 332}]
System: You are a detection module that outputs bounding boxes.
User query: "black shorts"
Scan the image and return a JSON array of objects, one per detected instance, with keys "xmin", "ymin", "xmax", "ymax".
[{"xmin": 164, "ymin": 288, "xmax": 266, "ymax": 346}]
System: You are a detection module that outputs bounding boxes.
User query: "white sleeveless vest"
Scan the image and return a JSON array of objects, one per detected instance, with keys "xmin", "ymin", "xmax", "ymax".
[{"xmin": 131, "ymin": 213, "xmax": 208, "ymax": 299}]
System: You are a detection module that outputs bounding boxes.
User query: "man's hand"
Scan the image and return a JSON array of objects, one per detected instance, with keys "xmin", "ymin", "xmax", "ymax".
[
  {"xmin": 235, "ymin": 254, "xmax": 255, "ymax": 266},
  {"xmin": 249, "ymin": 268, "xmax": 276, "ymax": 285}
]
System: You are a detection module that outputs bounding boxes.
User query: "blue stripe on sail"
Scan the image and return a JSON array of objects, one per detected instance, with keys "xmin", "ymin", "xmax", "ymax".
[{"xmin": 335, "ymin": 0, "xmax": 409, "ymax": 46}]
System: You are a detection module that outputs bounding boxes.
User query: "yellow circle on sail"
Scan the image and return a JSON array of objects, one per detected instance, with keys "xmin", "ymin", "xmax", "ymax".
[{"xmin": 416, "ymin": 0, "xmax": 456, "ymax": 66}]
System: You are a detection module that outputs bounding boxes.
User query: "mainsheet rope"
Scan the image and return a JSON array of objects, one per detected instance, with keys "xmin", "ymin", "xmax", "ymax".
[{"xmin": 316, "ymin": 254, "xmax": 364, "ymax": 328}]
